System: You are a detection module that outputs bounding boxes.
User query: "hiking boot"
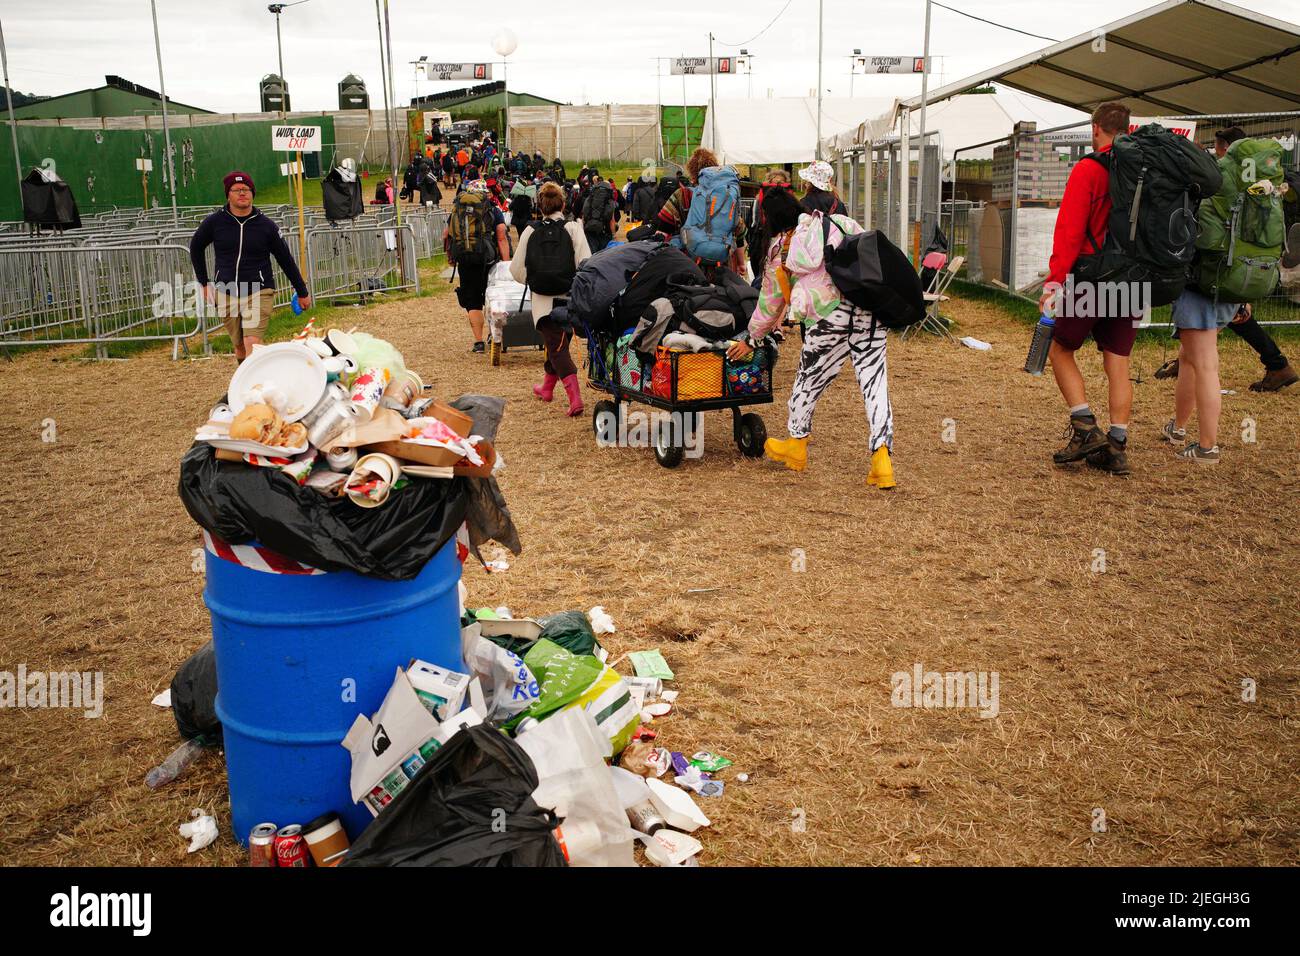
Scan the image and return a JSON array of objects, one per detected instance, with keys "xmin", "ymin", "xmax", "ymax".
[
  {"xmin": 867, "ymin": 445, "xmax": 896, "ymax": 490},
  {"xmin": 1176, "ymin": 441, "xmax": 1220, "ymax": 465},
  {"xmin": 1052, "ymin": 419, "xmax": 1108, "ymax": 465},
  {"xmin": 1160, "ymin": 419, "xmax": 1188, "ymax": 445},
  {"xmin": 1248, "ymin": 364, "xmax": 1298, "ymax": 392},
  {"xmin": 471, "ymin": 341, "xmax": 486, "ymax": 354},
  {"xmin": 1086, "ymin": 436, "xmax": 1133, "ymax": 477},
  {"xmin": 1154, "ymin": 357, "xmax": 1180, "ymax": 380},
  {"xmin": 764, "ymin": 435, "xmax": 809, "ymax": 472}
]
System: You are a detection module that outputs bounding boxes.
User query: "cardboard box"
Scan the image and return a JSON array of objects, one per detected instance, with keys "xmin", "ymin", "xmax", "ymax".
[{"xmin": 406, "ymin": 659, "xmax": 471, "ymax": 720}]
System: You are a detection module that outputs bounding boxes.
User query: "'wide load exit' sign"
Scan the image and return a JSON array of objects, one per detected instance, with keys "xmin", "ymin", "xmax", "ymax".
[{"xmin": 272, "ymin": 126, "xmax": 322, "ymax": 152}]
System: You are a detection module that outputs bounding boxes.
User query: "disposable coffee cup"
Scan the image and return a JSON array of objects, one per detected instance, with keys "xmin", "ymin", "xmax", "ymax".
[
  {"xmin": 301, "ymin": 811, "xmax": 350, "ymax": 868},
  {"xmin": 326, "ymin": 447, "xmax": 358, "ymax": 472},
  {"xmin": 349, "ymin": 366, "xmax": 391, "ymax": 422},
  {"xmin": 380, "ymin": 369, "xmax": 425, "ymax": 411},
  {"xmin": 346, "ymin": 453, "xmax": 402, "ymax": 508},
  {"xmin": 324, "ymin": 328, "xmax": 357, "ymax": 357}
]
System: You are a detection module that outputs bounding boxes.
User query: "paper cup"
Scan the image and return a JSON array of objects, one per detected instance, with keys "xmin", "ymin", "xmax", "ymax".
[
  {"xmin": 326, "ymin": 447, "xmax": 358, "ymax": 472},
  {"xmin": 301, "ymin": 812, "xmax": 350, "ymax": 868},
  {"xmin": 325, "ymin": 328, "xmax": 357, "ymax": 357},
  {"xmin": 349, "ymin": 366, "xmax": 391, "ymax": 422},
  {"xmin": 380, "ymin": 369, "xmax": 425, "ymax": 412},
  {"xmin": 304, "ymin": 337, "xmax": 333, "ymax": 359},
  {"xmin": 346, "ymin": 453, "xmax": 402, "ymax": 508}
]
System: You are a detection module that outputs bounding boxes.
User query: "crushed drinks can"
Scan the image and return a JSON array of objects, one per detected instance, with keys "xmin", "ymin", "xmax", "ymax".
[
  {"xmin": 400, "ymin": 752, "xmax": 425, "ymax": 779},
  {"xmin": 274, "ymin": 824, "xmax": 312, "ymax": 867},
  {"xmin": 248, "ymin": 822, "xmax": 278, "ymax": 867}
]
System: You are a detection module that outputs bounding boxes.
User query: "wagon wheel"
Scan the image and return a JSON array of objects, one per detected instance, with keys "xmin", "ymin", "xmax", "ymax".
[
  {"xmin": 653, "ymin": 416, "xmax": 685, "ymax": 468},
  {"xmin": 592, "ymin": 400, "xmax": 618, "ymax": 447},
  {"xmin": 737, "ymin": 413, "xmax": 767, "ymax": 458}
]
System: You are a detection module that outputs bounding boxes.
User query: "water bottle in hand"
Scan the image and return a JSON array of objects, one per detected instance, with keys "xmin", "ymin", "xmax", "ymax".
[
  {"xmin": 291, "ymin": 293, "xmax": 302, "ymax": 315},
  {"xmin": 1024, "ymin": 314, "xmax": 1055, "ymax": 376}
]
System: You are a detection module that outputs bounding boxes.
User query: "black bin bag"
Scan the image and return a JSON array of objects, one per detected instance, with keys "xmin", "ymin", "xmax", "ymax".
[
  {"xmin": 342, "ymin": 723, "xmax": 568, "ymax": 867},
  {"xmin": 178, "ymin": 442, "xmax": 471, "ymax": 580},
  {"xmin": 170, "ymin": 639, "xmax": 220, "ymax": 742}
]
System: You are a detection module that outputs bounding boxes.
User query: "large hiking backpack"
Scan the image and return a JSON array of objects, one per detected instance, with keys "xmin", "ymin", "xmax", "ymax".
[
  {"xmin": 821, "ymin": 218, "xmax": 925, "ymax": 330},
  {"xmin": 679, "ymin": 165, "xmax": 740, "ymax": 265},
  {"xmin": 448, "ymin": 191, "xmax": 498, "ymax": 267},
  {"xmin": 1073, "ymin": 124, "xmax": 1222, "ymax": 307},
  {"xmin": 582, "ymin": 182, "xmax": 617, "ymax": 236},
  {"xmin": 568, "ymin": 239, "xmax": 664, "ymax": 336},
  {"xmin": 1194, "ymin": 137, "xmax": 1287, "ymax": 303},
  {"xmin": 524, "ymin": 218, "xmax": 577, "ymax": 296}
]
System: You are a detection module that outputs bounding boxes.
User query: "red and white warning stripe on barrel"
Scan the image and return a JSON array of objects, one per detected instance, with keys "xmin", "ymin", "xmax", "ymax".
[{"xmin": 203, "ymin": 530, "xmax": 326, "ymax": 576}]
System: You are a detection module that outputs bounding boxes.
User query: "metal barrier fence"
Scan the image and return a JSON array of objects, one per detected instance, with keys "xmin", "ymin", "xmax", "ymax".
[
  {"xmin": 304, "ymin": 223, "xmax": 420, "ymax": 306},
  {"xmin": 0, "ymin": 244, "xmax": 202, "ymax": 357},
  {"xmin": 0, "ymin": 203, "xmax": 448, "ymax": 356},
  {"xmin": 949, "ymin": 112, "xmax": 1299, "ymax": 328}
]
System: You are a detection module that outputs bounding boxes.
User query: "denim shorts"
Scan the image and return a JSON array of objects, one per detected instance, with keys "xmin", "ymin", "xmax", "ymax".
[{"xmin": 1172, "ymin": 286, "xmax": 1237, "ymax": 331}]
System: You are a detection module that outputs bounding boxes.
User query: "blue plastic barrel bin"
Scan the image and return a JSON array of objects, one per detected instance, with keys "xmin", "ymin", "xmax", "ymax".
[{"xmin": 204, "ymin": 537, "xmax": 464, "ymax": 844}]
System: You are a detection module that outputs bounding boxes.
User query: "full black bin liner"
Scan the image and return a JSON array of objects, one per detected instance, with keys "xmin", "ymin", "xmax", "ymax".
[
  {"xmin": 179, "ymin": 394, "xmax": 519, "ymax": 580},
  {"xmin": 341, "ymin": 723, "xmax": 567, "ymax": 867},
  {"xmin": 178, "ymin": 442, "xmax": 471, "ymax": 580}
]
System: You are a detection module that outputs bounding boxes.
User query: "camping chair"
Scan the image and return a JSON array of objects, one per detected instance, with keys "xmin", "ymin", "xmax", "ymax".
[{"xmin": 903, "ymin": 254, "xmax": 964, "ymax": 342}]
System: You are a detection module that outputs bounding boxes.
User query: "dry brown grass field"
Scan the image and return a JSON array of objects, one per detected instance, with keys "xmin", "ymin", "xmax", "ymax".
[{"xmin": 1, "ymin": 281, "xmax": 1296, "ymax": 866}]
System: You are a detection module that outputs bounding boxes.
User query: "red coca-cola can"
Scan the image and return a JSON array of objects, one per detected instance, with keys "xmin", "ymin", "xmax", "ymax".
[{"xmin": 274, "ymin": 824, "xmax": 312, "ymax": 867}]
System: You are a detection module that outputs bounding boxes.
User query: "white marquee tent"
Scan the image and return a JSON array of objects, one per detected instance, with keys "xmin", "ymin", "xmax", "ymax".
[{"xmin": 699, "ymin": 97, "xmax": 896, "ymax": 166}]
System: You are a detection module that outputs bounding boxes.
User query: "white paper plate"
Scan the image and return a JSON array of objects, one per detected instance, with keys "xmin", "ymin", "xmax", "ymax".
[{"xmin": 227, "ymin": 342, "xmax": 327, "ymax": 423}]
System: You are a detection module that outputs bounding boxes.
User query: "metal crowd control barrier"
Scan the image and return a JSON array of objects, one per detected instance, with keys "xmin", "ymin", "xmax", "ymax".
[
  {"xmin": 0, "ymin": 244, "xmax": 202, "ymax": 357},
  {"xmin": 1, "ymin": 205, "xmax": 446, "ymax": 358},
  {"xmin": 306, "ymin": 223, "xmax": 419, "ymax": 305}
]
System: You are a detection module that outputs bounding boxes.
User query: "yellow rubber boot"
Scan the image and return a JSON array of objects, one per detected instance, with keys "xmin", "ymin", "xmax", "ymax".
[
  {"xmin": 764, "ymin": 435, "xmax": 809, "ymax": 472},
  {"xmin": 867, "ymin": 445, "xmax": 896, "ymax": 489}
]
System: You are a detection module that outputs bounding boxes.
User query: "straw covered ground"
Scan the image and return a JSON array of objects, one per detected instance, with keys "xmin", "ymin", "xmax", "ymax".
[{"xmin": 1, "ymin": 280, "xmax": 1297, "ymax": 866}]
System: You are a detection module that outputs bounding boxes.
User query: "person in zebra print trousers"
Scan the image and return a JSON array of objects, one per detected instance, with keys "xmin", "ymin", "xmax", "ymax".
[{"xmin": 727, "ymin": 178, "xmax": 896, "ymax": 489}]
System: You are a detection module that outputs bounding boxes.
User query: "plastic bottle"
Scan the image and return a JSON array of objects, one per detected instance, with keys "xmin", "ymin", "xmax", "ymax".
[
  {"xmin": 145, "ymin": 738, "xmax": 205, "ymax": 789},
  {"xmin": 1023, "ymin": 314, "xmax": 1056, "ymax": 375},
  {"xmin": 291, "ymin": 293, "xmax": 303, "ymax": 315}
]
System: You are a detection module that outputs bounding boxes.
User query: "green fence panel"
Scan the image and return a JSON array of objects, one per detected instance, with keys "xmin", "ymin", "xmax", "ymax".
[
  {"xmin": 660, "ymin": 106, "xmax": 705, "ymax": 166},
  {"xmin": 0, "ymin": 115, "xmax": 337, "ymax": 221}
]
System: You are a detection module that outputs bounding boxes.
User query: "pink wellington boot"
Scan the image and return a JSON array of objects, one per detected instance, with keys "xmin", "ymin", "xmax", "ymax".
[
  {"xmin": 533, "ymin": 372, "xmax": 558, "ymax": 402},
  {"xmin": 561, "ymin": 374, "xmax": 584, "ymax": 417}
]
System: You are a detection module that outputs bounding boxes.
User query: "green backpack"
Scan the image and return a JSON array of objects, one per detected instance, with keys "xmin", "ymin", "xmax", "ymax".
[
  {"xmin": 447, "ymin": 191, "xmax": 497, "ymax": 267},
  {"xmin": 1195, "ymin": 138, "xmax": 1287, "ymax": 302}
]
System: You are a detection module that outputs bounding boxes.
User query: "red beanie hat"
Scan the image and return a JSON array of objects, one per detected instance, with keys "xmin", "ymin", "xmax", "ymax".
[{"xmin": 223, "ymin": 171, "xmax": 255, "ymax": 196}]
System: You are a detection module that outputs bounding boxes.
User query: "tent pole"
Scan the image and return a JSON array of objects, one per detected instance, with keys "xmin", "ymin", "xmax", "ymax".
[
  {"xmin": 0, "ymin": 16, "xmax": 22, "ymax": 205},
  {"xmin": 681, "ymin": 59, "xmax": 687, "ymax": 167},
  {"xmin": 150, "ymin": 0, "xmax": 178, "ymax": 225},
  {"xmin": 708, "ymin": 33, "xmax": 718, "ymax": 160},
  {"xmin": 917, "ymin": 0, "xmax": 932, "ymax": 247},
  {"xmin": 815, "ymin": 0, "xmax": 824, "ymax": 160},
  {"xmin": 898, "ymin": 107, "xmax": 910, "ymax": 255}
]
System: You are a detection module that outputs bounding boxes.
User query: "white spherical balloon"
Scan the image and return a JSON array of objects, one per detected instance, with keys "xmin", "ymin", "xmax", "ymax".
[{"xmin": 492, "ymin": 28, "xmax": 518, "ymax": 58}]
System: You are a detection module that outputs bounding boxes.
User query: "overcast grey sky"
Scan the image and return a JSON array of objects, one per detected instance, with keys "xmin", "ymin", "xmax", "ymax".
[{"xmin": 3, "ymin": 0, "xmax": 1297, "ymax": 112}]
